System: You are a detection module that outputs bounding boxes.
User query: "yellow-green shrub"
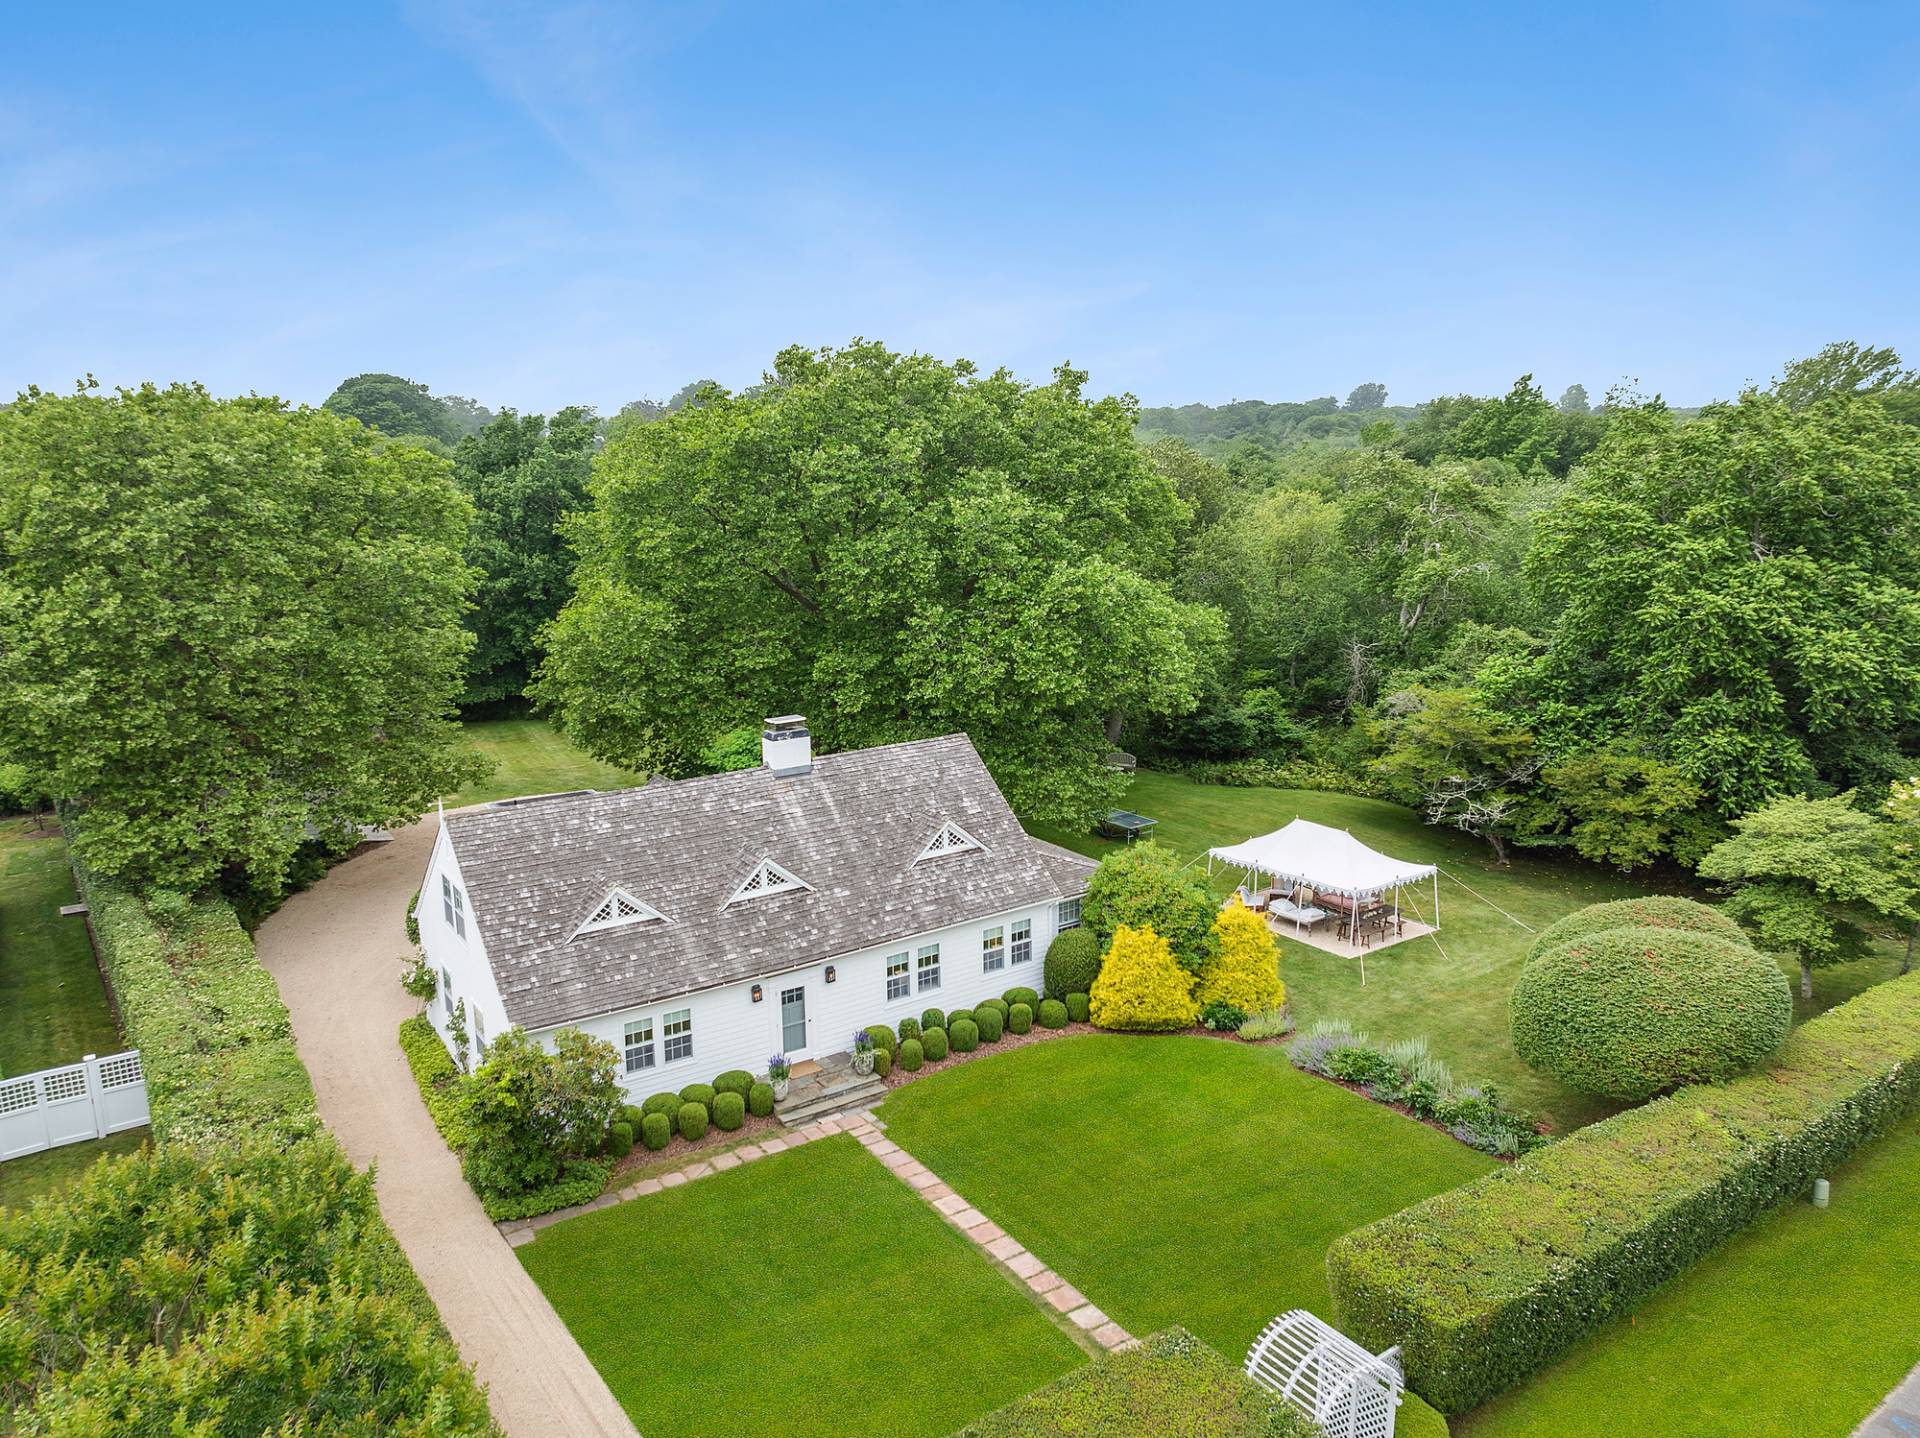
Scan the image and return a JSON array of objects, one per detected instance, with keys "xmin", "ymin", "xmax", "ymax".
[
  {"xmin": 1089, "ymin": 924, "xmax": 1198, "ymax": 1032},
  {"xmin": 1195, "ymin": 898, "xmax": 1285, "ymax": 1014}
]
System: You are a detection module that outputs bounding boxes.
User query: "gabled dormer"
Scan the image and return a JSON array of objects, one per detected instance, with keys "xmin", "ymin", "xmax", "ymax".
[
  {"xmin": 570, "ymin": 886, "xmax": 669, "ymax": 941},
  {"xmin": 913, "ymin": 819, "xmax": 986, "ymax": 865},
  {"xmin": 724, "ymin": 857, "xmax": 812, "ymax": 908}
]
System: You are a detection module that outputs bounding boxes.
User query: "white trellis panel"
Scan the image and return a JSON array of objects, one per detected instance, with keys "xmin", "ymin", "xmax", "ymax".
[
  {"xmin": 0, "ymin": 1050, "xmax": 149, "ymax": 1162},
  {"xmin": 1245, "ymin": 1310, "xmax": 1404, "ymax": 1438}
]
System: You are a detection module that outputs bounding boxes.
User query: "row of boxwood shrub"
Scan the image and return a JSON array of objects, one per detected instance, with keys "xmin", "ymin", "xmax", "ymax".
[
  {"xmin": 628, "ymin": 1069, "xmax": 775, "ymax": 1154},
  {"xmin": 860, "ymin": 988, "xmax": 1087, "ymax": 1073},
  {"xmin": 1289, "ymin": 1021, "xmax": 1543, "ymax": 1158},
  {"xmin": 1326, "ymin": 968, "xmax": 1920, "ymax": 1414}
]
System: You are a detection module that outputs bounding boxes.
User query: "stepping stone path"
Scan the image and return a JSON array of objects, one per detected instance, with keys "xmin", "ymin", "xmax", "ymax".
[{"xmin": 499, "ymin": 1111, "xmax": 1138, "ymax": 1356}]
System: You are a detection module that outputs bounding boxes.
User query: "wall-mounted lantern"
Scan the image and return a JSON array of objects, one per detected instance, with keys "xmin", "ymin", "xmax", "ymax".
[
  {"xmin": 825, "ymin": 965, "xmax": 837, "ymax": 984},
  {"xmin": 751, "ymin": 984, "xmax": 764, "ymax": 1003}
]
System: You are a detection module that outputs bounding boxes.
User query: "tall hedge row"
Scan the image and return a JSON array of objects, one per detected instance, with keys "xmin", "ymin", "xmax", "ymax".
[{"xmin": 1326, "ymin": 969, "xmax": 1920, "ymax": 1414}]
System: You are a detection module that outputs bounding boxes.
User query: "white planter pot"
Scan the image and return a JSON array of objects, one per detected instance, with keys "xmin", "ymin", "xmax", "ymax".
[
  {"xmin": 852, "ymin": 1050, "xmax": 875, "ymax": 1076},
  {"xmin": 772, "ymin": 1078, "xmax": 790, "ymax": 1101}
]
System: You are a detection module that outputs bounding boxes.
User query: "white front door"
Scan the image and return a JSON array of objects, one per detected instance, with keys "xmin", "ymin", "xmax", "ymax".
[{"xmin": 779, "ymin": 984, "xmax": 811, "ymax": 1061}]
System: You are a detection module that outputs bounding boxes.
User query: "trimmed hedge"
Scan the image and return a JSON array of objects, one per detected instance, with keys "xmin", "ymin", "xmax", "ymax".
[
  {"xmin": 604, "ymin": 1121, "xmax": 633, "ymax": 1159},
  {"xmin": 865, "ymin": 1023, "xmax": 897, "ymax": 1054},
  {"xmin": 640, "ymin": 1111, "xmax": 672, "ymax": 1150},
  {"xmin": 678, "ymin": 1082, "xmax": 717, "ymax": 1108},
  {"xmin": 642, "ymin": 1091, "xmax": 681, "ymax": 1118},
  {"xmin": 1003, "ymin": 986, "xmax": 1040, "ymax": 1011},
  {"xmin": 677, "ymin": 1101, "xmax": 709, "ymax": 1142},
  {"xmin": 978, "ymin": 997, "xmax": 1010, "ymax": 1022},
  {"xmin": 712, "ymin": 1090, "xmax": 746, "ymax": 1131},
  {"xmin": 898, "ymin": 1017, "xmax": 922, "ymax": 1043},
  {"xmin": 748, "ymin": 1081, "xmax": 776, "ymax": 1117},
  {"xmin": 873, "ymin": 1046, "xmax": 893, "ymax": 1078},
  {"xmin": 482, "ymin": 1159, "xmax": 611, "ymax": 1223},
  {"xmin": 1525, "ymin": 894, "xmax": 1749, "ymax": 965},
  {"xmin": 713, "ymin": 1070, "xmax": 754, "ymax": 1098},
  {"xmin": 976, "ymin": 1006, "xmax": 1005, "ymax": 1042},
  {"xmin": 951, "ymin": 1016, "xmax": 980, "ymax": 1052},
  {"xmin": 946, "ymin": 1006, "xmax": 976, "ymax": 1031},
  {"xmin": 1043, "ymin": 927, "xmax": 1102, "ymax": 1000},
  {"xmin": 1327, "ymin": 969, "xmax": 1920, "ymax": 1414},
  {"xmin": 899, "ymin": 1038, "xmax": 925, "ymax": 1072},
  {"xmin": 1065, "ymin": 992, "xmax": 1091, "ymax": 1024},
  {"xmin": 1038, "ymin": 998, "xmax": 1069, "ymax": 1029},
  {"xmin": 922, "ymin": 1007, "xmax": 946, "ymax": 1033},
  {"xmin": 1511, "ymin": 928, "xmax": 1791, "ymax": 1099},
  {"xmin": 1009, "ymin": 1002, "xmax": 1033, "ymax": 1034},
  {"xmin": 923, "ymin": 1025, "xmax": 951, "ymax": 1062},
  {"xmin": 399, "ymin": 1015, "xmax": 473, "ymax": 1149}
]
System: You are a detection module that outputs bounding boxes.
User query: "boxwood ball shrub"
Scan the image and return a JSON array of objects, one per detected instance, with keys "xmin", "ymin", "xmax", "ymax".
[
  {"xmin": 604, "ymin": 1120, "xmax": 633, "ymax": 1159},
  {"xmin": 1003, "ymin": 986, "xmax": 1040, "ymax": 1011},
  {"xmin": 951, "ymin": 1016, "xmax": 980, "ymax": 1052},
  {"xmin": 747, "ymin": 1081, "xmax": 775, "ymax": 1117},
  {"xmin": 873, "ymin": 1046, "xmax": 893, "ymax": 1078},
  {"xmin": 1044, "ymin": 927, "xmax": 1102, "ymax": 1000},
  {"xmin": 1525, "ymin": 894, "xmax": 1749, "ymax": 965},
  {"xmin": 621, "ymin": 1103, "xmax": 645, "ymax": 1129},
  {"xmin": 1009, "ymin": 1002, "xmax": 1033, "ymax": 1034},
  {"xmin": 713, "ymin": 1070, "xmax": 754, "ymax": 1098},
  {"xmin": 1330, "ymin": 969, "xmax": 1920, "ymax": 1414},
  {"xmin": 976, "ymin": 1005, "xmax": 1005, "ymax": 1042},
  {"xmin": 947, "ymin": 1006, "xmax": 976, "ymax": 1031},
  {"xmin": 978, "ymin": 997, "xmax": 1010, "ymax": 1022},
  {"xmin": 642, "ymin": 1092, "xmax": 680, "ymax": 1119},
  {"xmin": 899, "ymin": 1038, "xmax": 925, "ymax": 1072},
  {"xmin": 677, "ymin": 1101, "xmax": 709, "ymax": 1142},
  {"xmin": 921, "ymin": 1007, "xmax": 946, "ymax": 1033},
  {"xmin": 678, "ymin": 1082, "xmax": 717, "ymax": 1109},
  {"xmin": 711, "ymin": 1090, "xmax": 746, "ymax": 1131},
  {"xmin": 1065, "ymin": 991, "xmax": 1091, "ymax": 1024},
  {"xmin": 897, "ymin": 1016, "xmax": 922, "ymax": 1044},
  {"xmin": 923, "ymin": 1025, "xmax": 951, "ymax": 1062},
  {"xmin": 865, "ymin": 1023, "xmax": 897, "ymax": 1054},
  {"xmin": 1038, "ymin": 998, "xmax": 1069, "ymax": 1029},
  {"xmin": 1511, "ymin": 928, "xmax": 1791, "ymax": 1099},
  {"xmin": 640, "ymin": 1111, "xmax": 672, "ymax": 1150}
]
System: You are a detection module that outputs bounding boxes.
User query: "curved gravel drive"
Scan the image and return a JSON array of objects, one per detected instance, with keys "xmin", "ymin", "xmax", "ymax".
[{"xmin": 257, "ymin": 815, "xmax": 640, "ymax": 1438}]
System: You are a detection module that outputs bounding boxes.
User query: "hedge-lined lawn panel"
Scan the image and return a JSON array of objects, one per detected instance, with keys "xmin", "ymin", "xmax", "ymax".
[
  {"xmin": 1025, "ymin": 771, "xmax": 1904, "ymax": 1130},
  {"xmin": 1458, "ymin": 1118, "xmax": 1920, "ymax": 1438},
  {"xmin": 450, "ymin": 718, "xmax": 644, "ymax": 807},
  {"xmin": 0, "ymin": 1128, "xmax": 148, "ymax": 1210},
  {"xmin": 0, "ymin": 819, "xmax": 121, "ymax": 1078},
  {"xmin": 877, "ymin": 1035, "xmax": 1493, "ymax": 1362},
  {"xmin": 519, "ymin": 1134, "xmax": 1085, "ymax": 1438}
]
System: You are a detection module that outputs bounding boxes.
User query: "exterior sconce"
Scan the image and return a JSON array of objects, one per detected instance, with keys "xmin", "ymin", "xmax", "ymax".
[
  {"xmin": 825, "ymin": 965, "xmax": 837, "ymax": 983},
  {"xmin": 751, "ymin": 984, "xmax": 763, "ymax": 1003}
]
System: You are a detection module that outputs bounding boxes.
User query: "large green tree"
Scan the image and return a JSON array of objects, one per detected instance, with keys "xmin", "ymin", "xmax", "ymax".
[
  {"xmin": 0, "ymin": 383, "xmax": 484, "ymax": 890},
  {"xmin": 534, "ymin": 342, "xmax": 1220, "ymax": 818},
  {"xmin": 322, "ymin": 372, "xmax": 456, "ymax": 444},
  {"xmin": 1525, "ymin": 389, "xmax": 1920, "ymax": 818},
  {"xmin": 1370, "ymin": 686, "xmax": 1540, "ymax": 862},
  {"xmin": 454, "ymin": 406, "xmax": 597, "ymax": 705}
]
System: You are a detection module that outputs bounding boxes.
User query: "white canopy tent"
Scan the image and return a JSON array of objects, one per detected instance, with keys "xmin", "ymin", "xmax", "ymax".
[{"xmin": 1207, "ymin": 818, "xmax": 1439, "ymax": 946}]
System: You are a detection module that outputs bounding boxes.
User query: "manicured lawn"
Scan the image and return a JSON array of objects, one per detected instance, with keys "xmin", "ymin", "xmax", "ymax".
[
  {"xmin": 0, "ymin": 1128, "xmax": 148, "ymax": 1210},
  {"xmin": 450, "ymin": 717, "xmax": 645, "ymax": 806},
  {"xmin": 1458, "ymin": 1116, "xmax": 1920, "ymax": 1438},
  {"xmin": 1026, "ymin": 771, "xmax": 1905, "ymax": 1130},
  {"xmin": 518, "ymin": 1133, "xmax": 1086, "ymax": 1438},
  {"xmin": 877, "ymin": 1035, "xmax": 1494, "ymax": 1364}
]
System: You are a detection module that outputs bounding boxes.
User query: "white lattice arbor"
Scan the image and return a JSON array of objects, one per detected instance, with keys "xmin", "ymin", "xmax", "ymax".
[{"xmin": 1245, "ymin": 1310, "xmax": 1405, "ymax": 1438}]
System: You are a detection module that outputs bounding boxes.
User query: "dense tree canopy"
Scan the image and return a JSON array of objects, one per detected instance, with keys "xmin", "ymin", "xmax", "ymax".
[
  {"xmin": 535, "ymin": 342, "xmax": 1221, "ymax": 818},
  {"xmin": 323, "ymin": 372, "xmax": 495, "ymax": 447},
  {"xmin": 454, "ymin": 406, "xmax": 597, "ymax": 705},
  {"xmin": 0, "ymin": 384, "xmax": 484, "ymax": 890}
]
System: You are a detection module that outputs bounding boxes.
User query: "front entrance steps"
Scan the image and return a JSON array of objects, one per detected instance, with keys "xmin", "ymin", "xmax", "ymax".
[{"xmin": 775, "ymin": 1052, "xmax": 885, "ymax": 1127}]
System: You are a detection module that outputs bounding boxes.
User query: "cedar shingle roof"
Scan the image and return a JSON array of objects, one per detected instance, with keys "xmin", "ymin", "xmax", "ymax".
[{"xmin": 445, "ymin": 733, "xmax": 1096, "ymax": 1029}]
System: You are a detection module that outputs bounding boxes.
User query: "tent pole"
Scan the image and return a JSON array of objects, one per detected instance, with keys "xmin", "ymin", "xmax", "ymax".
[{"xmin": 1434, "ymin": 872, "xmax": 1440, "ymax": 928}]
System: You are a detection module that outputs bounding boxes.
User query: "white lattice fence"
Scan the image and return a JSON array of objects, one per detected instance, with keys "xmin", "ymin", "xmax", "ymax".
[
  {"xmin": 0, "ymin": 1050, "xmax": 149, "ymax": 1161},
  {"xmin": 1246, "ymin": 1310, "xmax": 1404, "ymax": 1438}
]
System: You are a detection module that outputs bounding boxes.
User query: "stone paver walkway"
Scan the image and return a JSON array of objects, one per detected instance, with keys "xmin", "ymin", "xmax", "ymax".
[{"xmin": 1855, "ymin": 1358, "xmax": 1920, "ymax": 1437}]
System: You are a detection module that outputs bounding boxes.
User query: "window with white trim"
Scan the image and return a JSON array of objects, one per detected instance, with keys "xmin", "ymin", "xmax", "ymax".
[
  {"xmin": 451, "ymin": 883, "xmax": 466, "ymax": 938},
  {"xmin": 914, "ymin": 820, "xmax": 986, "ymax": 865},
  {"xmin": 1011, "ymin": 918, "xmax": 1033, "ymax": 965},
  {"xmin": 886, "ymin": 953, "xmax": 910, "ymax": 1002},
  {"xmin": 624, "ymin": 1018, "xmax": 656, "ymax": 1074},
  {"xmin": 981, "ymin": 926, "xmax": 1005, "ymax": 973},
  {"xmin": 572, "ymin": 886, "xmax": 667, "ymax": 939},
  {"xmin": 441, "ymin": 875, "xmax": 454, "ymax": 927},
  {"xmin": 916, "ymin": 944, "xmax": 941, "ymax": 993},
  {"xmin": 726, "ymin": 858, "xmax": 811, "ymax": 907},
  {"xmin": 472, "ymin": 1009, "xmax": 487, "ymax": 1059},
  {"xmin": 663, "ymin": 1008, "xmax": 693, "ymax": 1063},
  {"xmin": 441, "ymin": 968, "xmax": 454, "ymax": 1016},
  {"xmin": 1057, "ymin": 898, "xmax": 1082, "ymax": 931}
]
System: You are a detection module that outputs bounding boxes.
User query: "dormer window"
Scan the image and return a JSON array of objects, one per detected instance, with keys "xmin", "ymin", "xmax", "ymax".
[
  {"xmin": 570, "ymin": 886, "xmax": 668, "ymax": 940},
  {"xmin": 726, "ymin": 858, "xmax": 811, "ymax": 908},
  {"xmin": 914, "ymin": 820, "xmax": 985, "ymax": 865}
]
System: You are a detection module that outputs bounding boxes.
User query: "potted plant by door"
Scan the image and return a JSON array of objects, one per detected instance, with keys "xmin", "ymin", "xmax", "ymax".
[
  {"xmin": 768, "ymin": 1054, "xmax": 792, "ymax": 1101},
  {"xmin": 851, "ymin": 1029, "xmax": 876, "ymax": 1076}
]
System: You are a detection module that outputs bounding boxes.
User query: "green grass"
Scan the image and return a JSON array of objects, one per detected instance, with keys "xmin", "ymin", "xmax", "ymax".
[
  {"xmin": 518, "ymin": 1133, "xmax": 1085, "ymax": 1438},
  {"xmin": 877, "ymin": 1035, "xmax": 1493, "ymax": 1363},
  {"xmin": 0, "ymin": 1128, "xmax": 148, "ymax": 1210},
  {"xmin": 1457, "ymin": 1116, "xmax": 1920, "ymax": 1438},
  {"xmin": 1025, "ymin": 771, "xmax": 1905, "ymax": 1130},
  {"xmin": 449, "ymin": 717, "xmax": 645, "ymax": 806}
]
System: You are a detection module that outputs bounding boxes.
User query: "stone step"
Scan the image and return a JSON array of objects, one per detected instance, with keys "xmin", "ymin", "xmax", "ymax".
[{"xmin": 777, "ymin": 1075, "xmax": 886, "ymax": 1127}]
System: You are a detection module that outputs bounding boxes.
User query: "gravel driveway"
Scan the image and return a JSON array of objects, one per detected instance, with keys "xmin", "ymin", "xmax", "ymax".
[{"xmin": 257, "ymin": 815, "xmax": 639, "ymax": 1438}]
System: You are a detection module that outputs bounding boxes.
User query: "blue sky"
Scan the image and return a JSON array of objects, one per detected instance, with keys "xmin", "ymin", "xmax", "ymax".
[{"xmin": 4, "ymin": 2, "xmax": 1916, "ymax": 415}]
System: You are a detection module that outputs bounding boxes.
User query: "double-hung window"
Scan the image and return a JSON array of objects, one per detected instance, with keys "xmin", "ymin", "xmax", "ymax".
[
  {"xmin": 1057, "ymin": 898, "xmax": 1082, "ymax": 931},
  {"xmin": 472, "ymin": 1009, "xmax": 487, "ymax": 1059},
  {"xmin": 441, "ymin": 876, "xmax": 454, "ymax": 927},
  {"xmin": 981, "ymin": 926, "xmax": 1005, "ymax": 973},
  {"xmin": 441, "ymin": 876, "xmax": 467, "ymax": 939},
  {"xmin": 663, "ymin": 1008, "xmax": 693, "ymax": 1063},
  {"xmin": 1011, "ymin": 918, "xmax": 1033, "ymax": 965},
  {"xmin": 624, "ymin": 1018, "xmax": 656, "ymax": 1074},
  {"xmin": 440, "ymin": 968, "xmax": 454, "ymax": 1015},
  {"xmin": 916, "ymin": 944, "xmax": 942, "ymax": 993},
  {"xmin": 886, "ymin": 954, "xmax": 911, "ymax": 1002}
]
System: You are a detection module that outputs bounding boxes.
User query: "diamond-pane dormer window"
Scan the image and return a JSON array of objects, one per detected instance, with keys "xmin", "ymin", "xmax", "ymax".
[
  {"xmin": 725, "ymin": 858, "xmax": 811, "ymax": 908},
  {"xmin": 570, "ymin": 886, "xmax": 668, "ymax": 940},
  {"xmin": 914, "ymin": 820, "xmax": 985, "ymax": 865}
]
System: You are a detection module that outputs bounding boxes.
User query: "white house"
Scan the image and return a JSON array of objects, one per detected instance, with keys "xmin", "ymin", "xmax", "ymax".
[{"xmin": 417, "ymin": 717, "xmax": 1095, "ymax": 1096}]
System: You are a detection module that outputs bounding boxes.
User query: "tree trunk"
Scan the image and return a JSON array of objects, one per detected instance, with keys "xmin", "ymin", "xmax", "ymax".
[
  {"xmin": 1485, "ymin": 830, "xmax": 1510, "ymax": 866},
  {"xmin": 1800, "ymin": 961, "xmax": 1813, "ymax": 1000},
  {"xmin": 1105, "ymin": 709, "xmax": 1124, "ymax": 747}
]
